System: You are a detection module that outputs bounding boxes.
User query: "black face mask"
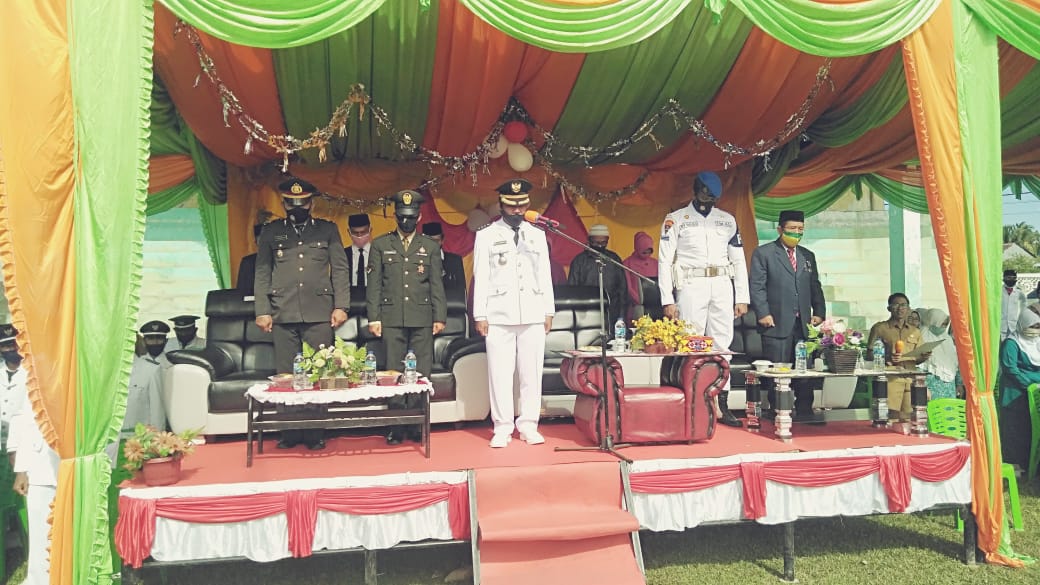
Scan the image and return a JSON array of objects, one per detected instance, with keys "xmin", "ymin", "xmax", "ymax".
[
  {"xmin": 2, "ymin": 351, "xmax": 21, "ymax": 366},
  {"xmin": 286, "ymin": 207, "xmax": 311, "ymax": 224},
  {"xmin": 590, "ymin": 243, "xmax": 607, "ymax": 251},
  {"xmin": 145, "ymin": 344, "xmax": 165, "ymax": 358},
  {"xmin": 502, "ymin": 213, "xmax": 523, "ymax": 228},
  {"xmin": 693, "ymin": 199, "xmax": 714, "ymax": 217},
  {"xmin": 1005, "ymin": 277, "xmax": 1018, "ymax": 287},
  {"xmin": 396, "ymin": 216, "xmax": 418, "ymax": 234},
  {"xmin": 175, "ymin": 330, "xmax": 196, "ymax": 346}
]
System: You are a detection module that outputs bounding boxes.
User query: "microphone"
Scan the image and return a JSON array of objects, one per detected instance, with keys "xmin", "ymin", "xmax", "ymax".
[{"xmin": 523, "ymin": 210, "xmax": 564, "ymax": 229}]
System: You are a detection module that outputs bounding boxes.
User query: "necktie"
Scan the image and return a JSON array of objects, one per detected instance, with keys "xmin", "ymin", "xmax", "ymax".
[
  {"xmin": 788, "ymin": 247, "xmax": 797, "ymax": 271},
  {"xmin": 356, "ymin": 248, "xmax": 365, "ymax": 286},
  {"xmin": 512, "ymin": 226, "xmax": 520, "ymax": 245}
]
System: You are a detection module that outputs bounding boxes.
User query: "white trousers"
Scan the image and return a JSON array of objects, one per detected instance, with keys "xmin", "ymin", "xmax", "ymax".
[
  {"xmin": 486, "ymin": 323, "xmax": 546, "ymax": 435},
  {"xmin": 676, "ymin": 275, "xmax": 734, "ymax": 391},
  {"xmin": 24, "ymin": 484, "xmax": 56, "ymax": 585}
]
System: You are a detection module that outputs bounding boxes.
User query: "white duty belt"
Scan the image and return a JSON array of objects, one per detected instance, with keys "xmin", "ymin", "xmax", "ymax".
[{"xmin": 673, "ymin": 264, "xmax": 733, "ymax": 289}]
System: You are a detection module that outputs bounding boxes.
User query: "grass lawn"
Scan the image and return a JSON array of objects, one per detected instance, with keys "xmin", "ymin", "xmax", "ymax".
[{"xmin": 5, "ymin": 479, "xmax": 1039, "ymax": 584}]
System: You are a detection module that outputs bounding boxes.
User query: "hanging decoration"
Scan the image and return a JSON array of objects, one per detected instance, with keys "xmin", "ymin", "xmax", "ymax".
[{"xmin": 177, "ymin": 20, "xmax": 831, "ymax": 204}]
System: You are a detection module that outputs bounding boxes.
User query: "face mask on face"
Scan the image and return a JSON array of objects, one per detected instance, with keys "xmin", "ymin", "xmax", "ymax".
[
  {"xmin": 1022, "ymin": 328, "xmax": 1040, "ymax": 339},
  {"xmin": 2, "ymin": 350, "xmax": 21, "ymax": 366},
  {"xmin": 590, "ymin": 242, "xmax": 607, "ymax": 251},
  {"xmin": 1005, "ymin": 278, "xmax": 1018, "ymax": 288},
  {"xmin": 145, "ymin": 343, "xmax": 165, "ymax": 358},
  {"xmin": 780, "ymin": 231, "xmax": 803, "ymax": 248},
  {"xmin": 286, "ymin": 207, "xmax": 310, "ymax": 224},
  {"xmin": 396, "ymin": 216, "xmax": 418, "ymax": 234},
  {"xmin": 692, "ymin": 199, "xmax": 714, "ymax": 217},
  {"xmin": 502, "ymin": 213, "xmax": 523, "ymax": 228},
  {"xmin": 175, "ymin": 330, "xmax": 195, "ymax": 346},
  {"xmin": 350, "ymin": 233, "xmax": 371, "ymax": 248}
]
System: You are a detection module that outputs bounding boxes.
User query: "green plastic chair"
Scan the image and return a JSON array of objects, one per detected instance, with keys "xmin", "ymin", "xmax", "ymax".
[
  {"xmin": 927, "ymin": 398, "xmax": 1023, "ymax": 531},
  {"xmin": 1026, "ymin": 384, "xmax": 1040, "ymax": 482}
]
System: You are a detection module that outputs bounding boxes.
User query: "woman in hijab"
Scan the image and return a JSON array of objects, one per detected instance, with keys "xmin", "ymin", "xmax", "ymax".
[
  {"xmin": 999, "ymin": 309, "xmax": 1040, "ymax": 468},
  {"xmin": 622, "ymin": 231, "xmax": 660, "ymax": 320},
  {"xmin": 919, "ymin": 308, "xmax": 961, "ymax": 400},
  {"xmin": 908, "ymin": 309, "xmax": 923, "ymax": 330}
]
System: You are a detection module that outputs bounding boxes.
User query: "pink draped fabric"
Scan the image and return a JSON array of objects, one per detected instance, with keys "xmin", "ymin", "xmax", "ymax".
[
  {"xmin": 541, "ymin": 185, "xmax": 587, "ymax": 271},
  {"xmin": 630, "ymin": 446, "xmax": 969, "ymax": 521},
  {"xmin": 116, "ymin": 482, "xmax": 470, "ymax": 568},
  {"xmin": 418, "ymin": 188, "xmax": 475, "ymax": 257}
]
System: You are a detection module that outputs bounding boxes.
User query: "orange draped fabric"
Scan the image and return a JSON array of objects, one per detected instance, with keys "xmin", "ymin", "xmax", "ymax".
[
  {"xmin": 148, "ymin": 154, "xmax": 195, "ymax": 193},
  {"xmin": 422, "ymin": 0, "xmax": 585, "ymax": 154},
  {"xmin": 153, "ymin": 3, "xmax": 286, "ymax": 167},
  {"xmin": 716, "ymin": 162, "xmax": 758, "ymax": 266},
  {"xmin": 902, "ymin": 2, "xmax": 1009, "ymax": 564},
  {"xmin": 1005, "ymin": 136, "xmax": 1040, "ymax": 175},
  {"xmin": 643, "ymin": 28, "xmax": 892, "ymax": 174}
]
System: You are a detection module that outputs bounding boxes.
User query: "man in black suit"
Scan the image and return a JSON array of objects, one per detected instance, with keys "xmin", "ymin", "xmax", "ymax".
[
  {"xmin": 749, "ymin": 209, "xmax": 826, "ymax": 419},
  {"xmin": 422, "ymin": 222, "xmax": 466, "ymax": 291},
  {"xmin": 235, "ymin": 223, "xmax": 266, "ymax": 295},
  {"xmin": 345, "ymin": 213, "xmax": 372, "ymax": 289}
]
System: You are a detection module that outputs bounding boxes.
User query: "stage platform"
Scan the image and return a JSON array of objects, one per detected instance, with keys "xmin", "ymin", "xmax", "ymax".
[{"xmin": 116, "ymin": 420, "xmax": 973, "ymax": 584}]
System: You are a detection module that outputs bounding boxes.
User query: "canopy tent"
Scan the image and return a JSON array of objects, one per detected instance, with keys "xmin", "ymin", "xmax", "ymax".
[{"xmin": 1, "ymin": 0, "xmax": 1039, "ymax": 582}]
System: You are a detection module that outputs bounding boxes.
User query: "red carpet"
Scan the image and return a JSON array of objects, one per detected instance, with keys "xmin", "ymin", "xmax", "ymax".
[{"xmin": 475, "ymin": 462, "xmax": 644, "ymax": 585}]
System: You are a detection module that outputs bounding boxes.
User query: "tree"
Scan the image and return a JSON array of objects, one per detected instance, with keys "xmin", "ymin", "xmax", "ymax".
[
  {"xmin": 1003, "ymin": 222, "xmax": 1040, "ymax": 256},
  {"xmin": 1004, "ymin": 254, "xmax": 1039, "ymax": 274}
]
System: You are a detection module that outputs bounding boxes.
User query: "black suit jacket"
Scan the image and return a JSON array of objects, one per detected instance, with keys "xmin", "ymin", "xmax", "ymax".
[
  {"xmin": 442, "ymin": 251, "xmax": 465, "ymax": 290},
  {"xmin": 344, "ymin": 246, "xmax": 370, "ymax": 288},
  {"xmin": 236, "ymin": 253, "xmax": 257, "ymax": 295},
  {"xmin": 749, "ymin": 239, "xmax": 826, "ymax": 339}
]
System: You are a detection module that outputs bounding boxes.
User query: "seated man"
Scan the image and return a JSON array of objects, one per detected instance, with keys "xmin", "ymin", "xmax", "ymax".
[{"xmin": 866, "ymin": 292, "xmax": 931, "ymax": 423}]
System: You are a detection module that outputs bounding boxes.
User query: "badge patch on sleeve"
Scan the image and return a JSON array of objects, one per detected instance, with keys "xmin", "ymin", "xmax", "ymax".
[
  {"xmin": 663, "ymin": 219, "xmax": 674, "ymax": 235},
  {"xmin": 729, "ymin": 229, "xmax": 743, "ymax": 247}
]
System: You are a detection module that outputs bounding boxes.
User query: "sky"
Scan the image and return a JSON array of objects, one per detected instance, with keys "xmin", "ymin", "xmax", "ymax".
[{"xmin": 1003, "ymin": 191, "xmax": 1040, "ymax": 230}]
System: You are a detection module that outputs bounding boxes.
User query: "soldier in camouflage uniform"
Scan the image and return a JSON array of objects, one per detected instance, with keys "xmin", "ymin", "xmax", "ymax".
[
  {"xmin": 255, "ymin": 177, "xmax": 351, "ymax": 450},
  {"xmin": 367, "ymin": 189, "xmax": 446, "ymax": 444}
]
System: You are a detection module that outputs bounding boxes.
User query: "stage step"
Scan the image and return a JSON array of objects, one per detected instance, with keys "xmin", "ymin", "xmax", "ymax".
[{"xmin": 472, "ymin": 462, "xmax": 645, "ymax": 585}]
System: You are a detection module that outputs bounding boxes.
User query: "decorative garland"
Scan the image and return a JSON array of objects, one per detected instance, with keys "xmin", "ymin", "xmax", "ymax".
[{"xmin": 176, "ymin": 21, "xmax": 832, "ymax": 204}]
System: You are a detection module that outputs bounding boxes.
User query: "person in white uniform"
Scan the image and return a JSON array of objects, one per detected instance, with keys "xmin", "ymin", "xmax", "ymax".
[
  {"xmin": 125, "ymin": 333, "xmax": 167, "ymax": 434},
  {"xmin": 4, "ymin": 326, "xmax": 59, "ymax": 585},
  {"xmin": 165, "ymin": 315, "xmax": 206, "ymax": 352},
  {"xmin": 472, "ymin": 179, "xmax": 555, "ymax": 448},
  {"xmin": 1002, "ymin": 270, "xmax": 1027, "ymax": 341},
  {"xmin": 657, "ymin": 171, "xmax": 748, "ymax": 427},
  {"xmin": 1, "ymin": 324, "xmax": 28, "ymax": 449}
]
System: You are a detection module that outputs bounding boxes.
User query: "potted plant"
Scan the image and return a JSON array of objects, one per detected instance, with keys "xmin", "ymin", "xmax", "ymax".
[
  {"xmin": 300, "ymin": 338, "xmax": 368, "ymax": 389},
  {"xmin": 629, "ymin": 315, "xmax": 698, "ymax": 354},
  {"xmin": 805, "ymin": 318, "xmax": 865, "ymax": 374},
  {"xmin": 122, "ymin": 423, "xmax": 200, "ymax": 486}
]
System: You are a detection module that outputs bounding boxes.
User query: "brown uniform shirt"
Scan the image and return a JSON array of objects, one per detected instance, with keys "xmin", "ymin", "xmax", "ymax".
[{"xmin": 867, "ymin": 320, "xmax": 925, "ymax": 367}]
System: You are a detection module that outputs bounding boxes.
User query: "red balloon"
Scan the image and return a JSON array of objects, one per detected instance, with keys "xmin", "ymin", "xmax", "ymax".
[{"xmin": 503, "ymin": 121, "xmax": 528, "ymax": 143}]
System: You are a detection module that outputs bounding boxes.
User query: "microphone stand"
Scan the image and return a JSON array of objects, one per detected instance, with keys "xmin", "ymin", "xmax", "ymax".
[{"xmin": 530, "ymin": 221, "xmax": 656, "ymax": 463}]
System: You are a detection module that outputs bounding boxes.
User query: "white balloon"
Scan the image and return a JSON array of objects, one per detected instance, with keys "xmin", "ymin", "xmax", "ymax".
[
  {"xmin": 467, "ymin": 207, "xmax": 491, "ymax": 231},
  {"xmin": 489, "ymin": 135, "xmax": 508, "ymax": 159},
  {"xmin": 507, "ymin": 143, "xmax": 533, "ymax": 172}
]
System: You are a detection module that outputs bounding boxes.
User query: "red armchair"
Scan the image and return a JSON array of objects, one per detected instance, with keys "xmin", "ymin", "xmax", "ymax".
[{"xmin": 563, "ymin": 354, "xmax": 729, "ymax": 444}]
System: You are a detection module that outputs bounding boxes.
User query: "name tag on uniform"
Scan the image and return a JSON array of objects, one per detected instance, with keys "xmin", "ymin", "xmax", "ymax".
[
  {"xmin": 274, "ymin": 234, "xmax": 288, "ymax": 241},
  {"xmin": 384, "ymin": 250, "xmax": 397, "ymax": 255}
]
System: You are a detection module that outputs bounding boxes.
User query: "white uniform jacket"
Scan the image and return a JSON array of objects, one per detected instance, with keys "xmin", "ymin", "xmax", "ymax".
[
  {"xmin": 2, "ymin": 367, "xmax": 28, "ymax": 449},
  {"xmin": 123, "ymin": 354, "xmax": 167, "ymax": 435},
  {"xmin": 8, "ymin": 400, "xmax": 60, "ymax": 487},
  {"xmin": 472, "ymin": 219, "xmax": 555, "ymax": 326},
  {"xmin": 164, "ymin": 336, "xmax": 206, "ymax": 353},
  {"xmin": 657, "ymin": 204, "xmax": 749, "ymax": 306}
]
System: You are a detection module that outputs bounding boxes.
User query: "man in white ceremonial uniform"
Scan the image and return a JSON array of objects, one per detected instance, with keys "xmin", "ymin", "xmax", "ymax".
[
  {"xmin": 4, "ymin": 323, "xmax": 59, "ymax": 585},
  {"xmin": 126, "ymin": 333, "xmax": 166, "ymax": 434},
  {"xmin": 1, "ymin": 324, "xmax": 28, "ymax": 450},
  {"xmin": 658, "ymin": 171, "xmax": 748, "ymax": 427},
  {"xmin": 472, "ymin": 179, "xmax": 555, "ymax": 448},
  {"xmin": 165, "ymin": 315, "xmax": 206, "ymax": 352},
  {"xmin": 1002, "ymin": 269, "xmax": 1027, "ymax": 341}
]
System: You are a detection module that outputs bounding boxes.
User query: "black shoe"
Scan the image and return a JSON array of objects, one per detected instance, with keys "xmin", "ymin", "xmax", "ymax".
[
  {"xmin": 718, "ymin": 410, "xmax": 742, "ymax": 427},
  {"xmin": 407, "ymin": 428, "xmax": 423, "ymax": 443},
  {"xmin": 306, "ymin": 439, "xmax": 326, "ymax": 451},
  {"xmin": 386, "ymin": 431, "xmax": 403, "ymax": 445},
  {"xmin": 277, "ymin": 439, "xmax": 298, "ymax": 449}
]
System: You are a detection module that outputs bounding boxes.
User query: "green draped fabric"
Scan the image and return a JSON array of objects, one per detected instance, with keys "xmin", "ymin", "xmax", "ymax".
[
  {"xmin": 149, "ymin": 76, "xmax": 189, "ymax": 156},
  {"xmin": 755, "ymin": 175, "xmax": 855, "ymax": 220},
  {"xmin": 273, "ymin": 1, "xmax": 438, "ymax": 163},
  {"xmin": 860, "ymin": 174, "xmax": 928, "ymax": 214},
  {"xmin": 199, "ymin": 195, "xmax": 232, "ymax": 288},
  {"xmin": 460, "ymin": 0, "xmax": 693, "ymax": 53},
  {"xmin": 146, "ymin": 181, "xmax": 197, "ymax": 215},
  {"xmin": 70, "ymin": 0, "xmax": 154, "ymax": 582},
  {"xmin": 963, "ymin": 0, "xmax": 1040, "ymax": 60},
  {"xmin": 158, "ymin": 0, "xmax": 389, "ymax": 48},
  {"xmin": 707, "ymin": 0, "xmax": 940, "ymax": 57},
  {"xmin": 806, "ymin": 52, "xmax": 907, "ymax": 148},
  {"xmin": 1005, "ymin": 175, "xmax": 1040, "ymax": 199},
  {"xmin": 549, "ymin": 2, "xmax": 751, "ymax": 164},
  {"xmin": 1000, "ymin": 61, "xmax": 1040, "ymax": 148},
  {"xmin": 750, "ymin": 141, "xmax": 802, "ymax": 196}
]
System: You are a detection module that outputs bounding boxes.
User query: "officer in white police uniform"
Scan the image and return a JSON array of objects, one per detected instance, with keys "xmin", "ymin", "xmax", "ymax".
[
  {"xmin": 125, "ymin": 333, "xmax": 167, "ymax": 435},
  {"xmin": 658, "ymin": 171, "xmax": 749, "ymax": 427},
  {"xmin": 472, "ymin": 179, "xmax": 555, "ymax": 448},
  {"xmin": 9, "ymin": 395, "xmax": 60, "ymax": 585},
  {"xmin": 0, "ymin": 324, "xmax": 28, "ymax": 448},
  {"xmin": 165, "ymin": 315, "xmax": 206, "ymax": 351}
]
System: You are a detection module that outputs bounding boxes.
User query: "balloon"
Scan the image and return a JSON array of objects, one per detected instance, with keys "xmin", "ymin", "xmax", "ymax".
[
  {"xmin": 507, "ymin": 143, "xmax": 533, "ymax": 172},
  {"xmin": 489, "ymin": 135, "xmax": 508, "ymax": 159},
  {"xmin": 466, "ymin": 207, "xmax": 492, "ymax": 231},
  {"xmin": 503, "ymin": 121, "xmax": 528, "ymax": 144}
]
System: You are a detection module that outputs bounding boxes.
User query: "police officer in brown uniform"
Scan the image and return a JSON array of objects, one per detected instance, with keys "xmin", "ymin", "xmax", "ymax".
[
  {"xmin": 254, "ymin": 177, "xmax": 351, "ymax": 450},
  {"xmin": 367, "ymin": 190, "xmax": 447, "ymax": 444}
]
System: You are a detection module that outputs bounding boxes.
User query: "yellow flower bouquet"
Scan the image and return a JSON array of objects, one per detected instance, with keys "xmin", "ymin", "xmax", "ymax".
[{"xmin": 630, "ymin": 315, "xmax": 700, "ymax": 353}]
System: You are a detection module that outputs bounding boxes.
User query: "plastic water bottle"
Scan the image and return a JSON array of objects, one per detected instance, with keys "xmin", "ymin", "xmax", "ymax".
[
  {"xmin": 614, "ymin": 317, "xmax": 627, "ymax": 351},
  {"xmin": 403, "ymin": 349, "xmax": 418, "ymax": 384},
  {"xmin": 872, "ymin": 339, "xmax": 886, "ymax": 372},
  {"xmin": 364, "ymin": 350, "xmax": 378, "ymax": 385},
  {"xmin": 795, "ymin": 341, "xmax": 808, "ymax": 373},
  {"xmin": 292, "ymin": 352, "xmax": 309, "ymax": 390}
]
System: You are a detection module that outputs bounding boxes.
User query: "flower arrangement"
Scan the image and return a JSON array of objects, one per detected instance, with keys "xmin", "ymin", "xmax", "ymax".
[
  {"xmin": 629, "ymin": 315, "xmax": 699, "ymax": 353},
  {"xmin": 804, "ymin": 318, "xmax": 865, "ymax": 355},
  {"xmin": 300, "ymin": 338, "xmax": 368, "ymax": 384},
  {"xmin": 122, "ymin": 423, "xmax": 199, "ymax": 472}
]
